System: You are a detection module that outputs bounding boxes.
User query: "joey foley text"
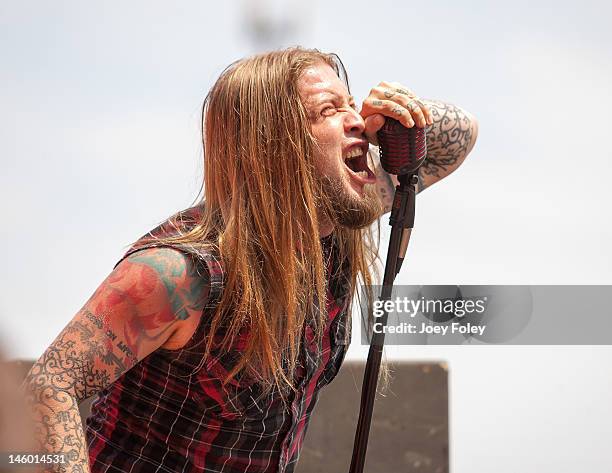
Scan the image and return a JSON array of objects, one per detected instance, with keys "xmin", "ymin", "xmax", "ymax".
[{"xmin": 371, "ymin": 295, "xmax": 488, "ymax": 337}]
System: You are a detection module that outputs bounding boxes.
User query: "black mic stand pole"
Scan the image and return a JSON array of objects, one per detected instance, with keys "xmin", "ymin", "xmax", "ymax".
[{"xmin": 348, "ymin": 172, "xmax": 419, "ymax": 473}]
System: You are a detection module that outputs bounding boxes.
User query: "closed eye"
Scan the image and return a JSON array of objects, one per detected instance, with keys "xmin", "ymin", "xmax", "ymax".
[{"xmin": 322, "ymin": 102, "xmax": 357, "ymax": 116}]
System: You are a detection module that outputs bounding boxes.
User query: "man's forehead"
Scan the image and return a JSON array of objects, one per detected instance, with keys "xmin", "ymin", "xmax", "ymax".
[{"xmin": 299, "ymin": 63, "xmax": 351, "ymax": 104}]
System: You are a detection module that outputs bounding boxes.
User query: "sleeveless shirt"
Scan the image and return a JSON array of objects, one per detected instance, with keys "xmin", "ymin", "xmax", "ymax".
[{"xmin": 85, "ymin": 206, "xmax": 352, "ymax": 473}]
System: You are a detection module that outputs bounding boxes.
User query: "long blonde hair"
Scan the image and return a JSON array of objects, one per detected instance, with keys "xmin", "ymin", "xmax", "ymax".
[{"xmin": 153, "ymin": 47, "xmax": 378, "ymax": 394}]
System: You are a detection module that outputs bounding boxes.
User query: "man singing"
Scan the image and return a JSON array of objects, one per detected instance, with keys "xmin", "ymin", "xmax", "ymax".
[{"xmin": 24, "ymin": 47, "xmax": 477, "ymax": 472}]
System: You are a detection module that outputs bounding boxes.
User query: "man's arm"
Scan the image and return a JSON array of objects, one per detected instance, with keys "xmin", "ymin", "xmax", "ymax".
[{"xmin": 22, "ymin": 247, "xmax": 209, "ymax": 472}]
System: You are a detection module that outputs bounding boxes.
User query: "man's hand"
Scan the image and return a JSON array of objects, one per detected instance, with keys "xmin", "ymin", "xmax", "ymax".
[{"xmin": 360, "ymin": 81, "xmax": 433, "ymax": 145}]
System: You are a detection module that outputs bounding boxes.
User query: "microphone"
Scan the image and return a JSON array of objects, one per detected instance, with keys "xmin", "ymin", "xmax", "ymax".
[
  {"xmin": 377, "ymin": 118, "xmax": 427, "ymax": 176},
  {"xmin": 377, "ymin": 118, "xmax": 427, "ymax": 274}
]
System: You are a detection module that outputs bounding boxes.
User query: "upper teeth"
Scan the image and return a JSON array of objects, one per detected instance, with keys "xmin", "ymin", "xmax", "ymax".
[{"xmin": 344, "ymin": 148, "xmax": 362, "ymax": 160}]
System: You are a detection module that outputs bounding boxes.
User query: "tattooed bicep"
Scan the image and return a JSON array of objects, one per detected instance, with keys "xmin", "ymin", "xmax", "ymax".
[{"xmin": 89, "ymin": 247, "xmax": 210, "ymax": 357}]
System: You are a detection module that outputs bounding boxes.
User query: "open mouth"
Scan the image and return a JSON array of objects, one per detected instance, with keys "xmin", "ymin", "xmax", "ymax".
[{"xmin": 343, "ymin": 146, "xmax": 376, "ymax": 182}]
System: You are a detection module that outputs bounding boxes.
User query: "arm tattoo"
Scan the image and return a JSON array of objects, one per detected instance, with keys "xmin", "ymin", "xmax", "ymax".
[
  {"xmin": 420, "ymin": 99, "xmax": 478, "ymax": 186},
  {"xmin": 23, "ymin": 316, "xmax": 135, "ymax": 472},
  {"xmin": 128, "ymin": 250, "xmax": 209, "ymax": 320},
  {"xmin": 23, "ymin": 247, "xmax": 209, "ymax": 472}
]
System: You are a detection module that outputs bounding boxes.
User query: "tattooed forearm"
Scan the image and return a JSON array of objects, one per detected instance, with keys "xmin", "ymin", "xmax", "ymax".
[
  {"xmin": 29, "ymin": 394, "xmax": 87, "ymax": 473},
  {"xmin": 23, "ymin": 315, "xmax": 133, "ymax": 472},
  {"xmin": 420, "ymin": 99, "xmax": 478, "ymax": 186},
  {"xmin": 26, "ymin": 319, "xmax": 124, "ymax": 401}
]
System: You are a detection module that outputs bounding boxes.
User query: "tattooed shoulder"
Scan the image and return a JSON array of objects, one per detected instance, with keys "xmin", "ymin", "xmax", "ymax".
[{"xmin": 126, "ymin": 247, "xmax": 211, "ymax": 320}]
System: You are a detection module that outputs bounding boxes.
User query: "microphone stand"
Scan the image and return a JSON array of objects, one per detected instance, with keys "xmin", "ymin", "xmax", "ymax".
[{"xmin": 348, "ymin": 172, "xmax": 418, "ymax": 473}]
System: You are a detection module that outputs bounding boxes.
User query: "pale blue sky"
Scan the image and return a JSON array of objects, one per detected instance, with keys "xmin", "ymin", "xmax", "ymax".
[{"xmin": 1, "ymin": 1, "xmax": 611, "ymax": 471}]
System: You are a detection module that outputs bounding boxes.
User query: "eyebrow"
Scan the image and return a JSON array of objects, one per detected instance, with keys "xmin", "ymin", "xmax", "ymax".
[{"xmin": 316, "ymin": 92, "xmax": 355, "ymax": 104}]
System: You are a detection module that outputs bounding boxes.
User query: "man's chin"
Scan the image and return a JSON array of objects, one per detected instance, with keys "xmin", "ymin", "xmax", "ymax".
[
  {"xmin": 316, "ymin": 176, "xmax": 382, "ymax": 230},
  {"xmin": 333, "ymin": 189, "xmax": 382, "ymax": 229},
  {"xmin": 335, "ymin": 211, "xmax": 380, "ymax": 229}
]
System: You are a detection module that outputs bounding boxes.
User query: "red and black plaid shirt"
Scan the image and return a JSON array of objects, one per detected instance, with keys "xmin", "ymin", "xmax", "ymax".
[{"xmin": 86, "ymin": 207, "xmax": 352, "ymax": 472}]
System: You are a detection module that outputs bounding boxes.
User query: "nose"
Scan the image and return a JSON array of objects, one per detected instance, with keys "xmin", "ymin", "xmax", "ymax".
[{"xmin": 345, "ymin": 108, "xmax": 366, "ymax": 135}]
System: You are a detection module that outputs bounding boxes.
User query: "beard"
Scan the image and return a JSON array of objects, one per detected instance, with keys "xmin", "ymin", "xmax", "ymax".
[{"xmin": 316, "ymin": 174, "xmax": 382, "ymax": 229}]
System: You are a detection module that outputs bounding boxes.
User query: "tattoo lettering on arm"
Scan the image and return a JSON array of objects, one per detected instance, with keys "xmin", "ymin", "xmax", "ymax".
[
  {"xmin": 419, "ymin": 99, "xmax": 478, "ymax": 189},
  {"xmin": 23, "ymin": 247, "xmax": 209, "ymax": 472}
]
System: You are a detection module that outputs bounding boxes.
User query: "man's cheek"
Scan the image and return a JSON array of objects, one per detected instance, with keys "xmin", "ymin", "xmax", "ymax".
[{"xmin": 313, "ymin": 154, "xmax": 338, "ymax": 176}]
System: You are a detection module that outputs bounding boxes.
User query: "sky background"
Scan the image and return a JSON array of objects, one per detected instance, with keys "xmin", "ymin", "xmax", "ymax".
[{"xmin": 1, "ymin": 1, "xmax": 611, "ymax": 471}]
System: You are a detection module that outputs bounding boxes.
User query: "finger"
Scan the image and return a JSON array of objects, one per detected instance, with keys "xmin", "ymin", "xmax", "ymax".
[
  {"xmin": 364, "ymin": 114, "xmax": 385, "ymax": 145},
  {"xmin": 405, "ymin": 98, "xmax": 427, "ymax": 128},
  {"xmin": 368, "ymin": 86, "xmax": 427, "ymax": 127},
  {"xmin": 385, "ymin": 83, "xmax": 432, "ymax": 125},
  {"xmin": 389, "ymin": 84, "xmax": 416, "ymax": 98},
  {"xmin": 372, "ymin": 85, "xmax": 415, "ymax": 101},
  {"xmin": 361, "ymin": 98, "xmax": 415, "ymax": 128},
  {"xmin": 414, "ymin": 98, "xmax": 434, "ymax": 125}
]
